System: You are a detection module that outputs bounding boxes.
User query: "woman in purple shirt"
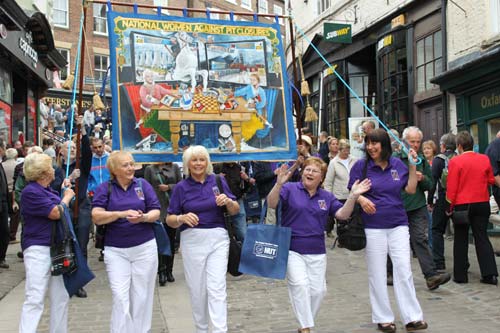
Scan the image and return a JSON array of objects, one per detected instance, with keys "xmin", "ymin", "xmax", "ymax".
[
  {"xmin": 348, "ymin": 129, "xmax": 426, "ymax": 333},
  {"xmin": 267, "ymin": 157, "xmax": 371, "ymax": 333},
  {"xmin": 91, "ymin": 151, "xmax": 160, "ymax": 333},
  {"xmin": 166, "ymin": 146, "xmax": 239, "ymax": 333},
  {"xmin": 19, "ymin": 153, "xmax": 74, "ymax": 333}
]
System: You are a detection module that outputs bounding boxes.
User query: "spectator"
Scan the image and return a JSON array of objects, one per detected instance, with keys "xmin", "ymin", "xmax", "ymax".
[
  {"xmin": 83, "ymin": 105, "xmax": 96, "ymax": 134},
  {"xmin": 428, "ymin": 133, "xmax": 456, "ymax": 271},
  {"xmin": 144, "ymin": 162, "xmax": 182, "ymax": 286},
  {"xmin": 317, "ymin": 131, "xmax": 330, "ymax": 163},
  {"xmin": 446, "ymin": 131, "xmax": 498, "ymax": 285},
  {"xmin": 325, "ymin": 136, "xmax": 339, "ymax": 163},
  {"xmin": 2, "ymin": 148, "xmax": 19, "ymax": 243}
]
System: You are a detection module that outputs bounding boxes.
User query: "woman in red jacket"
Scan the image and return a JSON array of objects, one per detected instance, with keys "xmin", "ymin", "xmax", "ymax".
[{"xmin": 446, "ymin": 131, "xmax": 498, "ymax": 285}]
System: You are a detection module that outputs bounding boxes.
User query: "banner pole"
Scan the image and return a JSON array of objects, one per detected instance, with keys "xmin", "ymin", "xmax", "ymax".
[
  {"xmin": 288, "ymin": 16, "xmax": 301, "ymax": 142},
  {"xmin": 73, "ymin": 0, "xmax": 88, "ymax": 219}
]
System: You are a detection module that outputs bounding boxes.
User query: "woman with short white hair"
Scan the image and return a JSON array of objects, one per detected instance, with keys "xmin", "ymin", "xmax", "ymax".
[{"xmin": 167, "ymin": 146, "xmax": 239, "ymax": 333}]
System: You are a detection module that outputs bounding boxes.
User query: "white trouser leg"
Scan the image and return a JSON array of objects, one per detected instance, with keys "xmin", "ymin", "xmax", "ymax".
[
  {"xmin": 389, "ymin": 226, "xmax": 424, "ymax": 324},
  {"xmin": 365, "ymin": 229, "xmax": 394, "ymax": 324},
  {"xmin": 105, "ymin": 239, "xmax": 158, "ymax": 333},
  {"xmin": 286, "ymin": 251, "xmax": 327, "ymax": 329},
  {"xmin": 181, "ymin": 228, "xmax": 229, "ymax": 333},
  {"xmin": 20, "ymin": 246, "xmax": 69, "ymax": 333}
]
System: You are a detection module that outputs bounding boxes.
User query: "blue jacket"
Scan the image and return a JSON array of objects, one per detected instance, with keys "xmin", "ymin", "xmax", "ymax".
[{"xmin": 87, "ymin": 152, "xmax": 110, "ymax": 193}]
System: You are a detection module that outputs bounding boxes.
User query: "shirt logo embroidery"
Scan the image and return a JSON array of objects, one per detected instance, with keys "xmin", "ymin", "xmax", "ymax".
[
  {"xmin": 212, "ymin": 186, "xmax": 220, "ymax": 196},
  {"xmin": 135, "ymin": 187, "xmax": 145, "ymax": 200},
  {"xmin": 391, "ymin": 169, "xmax": 400, "ymax": 181},
  {"xmin": 318, "ymin": 200, "xmax": 327, "ymax": 210}
]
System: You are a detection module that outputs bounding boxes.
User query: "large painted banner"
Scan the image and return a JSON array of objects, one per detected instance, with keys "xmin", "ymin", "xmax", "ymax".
[{"xmin": 107, "ymin": 8, "xmax": 296, "ymax": 163}]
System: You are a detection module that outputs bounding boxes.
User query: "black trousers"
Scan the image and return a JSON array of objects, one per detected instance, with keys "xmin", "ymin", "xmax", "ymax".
[
  {"xmin": 453, "ymin": 201, "xmax": 498, "ymax": 281},
  {"xmin": 158, "ymin": 223, "xmax": 177, "ymax": 274},
  {"xmin": 0, "ymin": 202, "xmax": 9, "ymax": 261}
]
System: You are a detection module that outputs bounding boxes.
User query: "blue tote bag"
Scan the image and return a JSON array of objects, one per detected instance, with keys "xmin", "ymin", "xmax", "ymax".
[{"xmin": 238, "ymin": 202, "xmax": 291, "ymax": 279}]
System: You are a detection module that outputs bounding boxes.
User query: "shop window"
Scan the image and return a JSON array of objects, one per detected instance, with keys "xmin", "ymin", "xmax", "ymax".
[
  {"xmin": 56, "ymin": 48, "xmax": 70, "ymax": 81},
  {"xmin": 488, "ymin": 118, "xmax": 500, "ymax": 142},
  {"xmin": 415, "ymin": 30, "xmax": 442, "ymax": 92},
  {"xmin": 324, "ymin": 79, "xmax": 347, "ymax": 139},
  {"xmin": 53, "ymin": 0, "xmax": 68, "ymax": 28},
  {"xmin": 349, "ymin": 75, "xmax": 375, "ymax": 118},
  {"xmin": 93, "ymin": 4, "xmax": 107, "ymax": 35},
  {"xmin": 274, "ymin": 5, "xmax": 283, "ymax": 24},
  {"xmin": 241, "ymin": 0, "xmax": 252, "ymax": 10},
  {"xmin": 379, "ymin": 46, "xmax": 409, "ymax": 132},
  {"xmin": 0, "ymin": 68, "xmax": 12, "ymax": 104},
  {"xmin": 258, "ymin": 0, "xmax": 268, "ymax": 14},
  {"xmin": 94, "ymin": 55, "xmax": 109, "ymax": 82}
]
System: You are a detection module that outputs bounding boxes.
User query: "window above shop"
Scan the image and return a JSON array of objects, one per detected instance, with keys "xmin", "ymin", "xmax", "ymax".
[
  {"xmin": 153, "ymin": 0, "xmax": 169, "ymax": 15},
  {"xmin": 258, "ymin": 0, "xmax": 268, "ymax": 14},
  {"xmin": 207, "ymin": 7, "xmax": 220, "ymax": 20},
  {"xmin": 53, "ymin": 0, "xmax": 68, "ymax": 28},
  {"xmin": 94, "ymin": 54, "xmax": 109, "ymax": 82},
  {"xmin": 316, "ymin": 0, "xmax": 331, "ymax": 15},
  {"xmin": 416, "ymin": 30, "xmax": 442, "ymax": 93},
  {"xmin": 241, "ymin": 0, "xmax": 252, "ymax": 10},
  {"xmin": 56, "ymin": 48, "xmax": 70, "ymax": 81},
  {"xmin": 274, "ymin": 5, "xmax": 283, "ymax": 25},
  {"xmin": 491, "ymin": 0, "xmax": 500, "ymax": 34},
  {"xmin": 93, "ymin": 3, "xmax": 107, "ymax": 35}
]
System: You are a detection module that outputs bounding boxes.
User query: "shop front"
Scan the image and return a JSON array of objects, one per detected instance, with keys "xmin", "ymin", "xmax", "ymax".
[
  {"xmin": 0, "ymin": 0, "xmax": 66, "ymax": 145},
  {"xmin": 432, "ymin": 45, "xmax": 500, "ymax": 153}
]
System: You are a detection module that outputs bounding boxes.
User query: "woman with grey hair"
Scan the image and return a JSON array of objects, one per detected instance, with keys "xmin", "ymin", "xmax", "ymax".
[{"xmin": 166, "ymin": 145, "xmax": 239, "ymax": 333}]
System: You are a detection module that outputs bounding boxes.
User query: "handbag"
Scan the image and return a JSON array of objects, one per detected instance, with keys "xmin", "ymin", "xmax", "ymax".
[
  {"xmin": 216, "ymin": 175, "xmax": 243, "ymax": 277},
  {"xmin": 238, "ymin": 218, "xmax": 291, "ymax": 280},
  {"xmin": 152, "ymin": 221, "xmax": 172, "ymax": 256},
  {"xmin": 452, "ymin": 205, "xmax": 470, "ymax": 225},
  {"xmin": 335, "ymin": 159, "xmax": 368, "ymax": 251},
  {"xmin": 51, "ymin": 205, "xmax": 78, "ymax": 276},
  {"xmin": 94, "ymin": 181, "xmax": 112, "ymax": 249}
]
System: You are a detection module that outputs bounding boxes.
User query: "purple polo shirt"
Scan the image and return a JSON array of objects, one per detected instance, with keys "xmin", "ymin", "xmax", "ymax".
[
  {"xmin": 20, "ymin": 182, "xmax": 60, "ymax": 251},
  {"xmin": 348, "ymin": 157, "xmax": 409, "ymax": 229},
  {"xmin": 280, "ymin": 182, "xmax": 343, "ymax": 255},
  {"xmin": 168, "ymin": 174, "xmax": 236, "ymax": 232},
  {"xmin": 92, "ymin": 178, "xmax": 160, "ymax": 248}
]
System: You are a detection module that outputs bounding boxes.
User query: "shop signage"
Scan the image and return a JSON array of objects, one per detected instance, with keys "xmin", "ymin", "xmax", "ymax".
[
  {"xmin": 480, "ymin": 91, "xmax": 500, "ymax": 109},
  {"xmin": 391, "ymin": 14, "xmax": 405, "ymax": 28},
  {"xmin": 19, "ymin": 32, "xmax": 38, "ymax": 68},
  {"xmin": 470, "ymin": 87, "xmax": 500, "ymax": 119},
  {"xmin": 45, "ymin": 93, "xmax": 94, "ymax": 109},
  {"xmin": 323, "ymin": 23, "xmax": 352, "ymax": 43},
  {"xmin": 377, "ymin": 34, "xmax": 393, "ymax": 51}
]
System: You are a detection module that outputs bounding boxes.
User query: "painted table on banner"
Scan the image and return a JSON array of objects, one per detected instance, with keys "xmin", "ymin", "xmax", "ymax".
[{"xmin": 155, "ymin": 94, "xmax": 256, "ymax": 154}]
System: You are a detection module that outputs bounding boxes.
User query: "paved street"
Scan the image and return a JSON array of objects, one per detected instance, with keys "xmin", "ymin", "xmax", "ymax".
[{"xmin": 1, "ymin": 236, "xmax": 499, "ymax": 332}]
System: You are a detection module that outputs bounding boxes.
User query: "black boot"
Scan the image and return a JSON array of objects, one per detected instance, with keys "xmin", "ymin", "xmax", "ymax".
[
  {"xmin": 159, "ymin": 271, "xmax": 167, "ymax": 286},
  {"xmin": 166, "ymin": 271, "xmax": 175, "ymax": 283}
]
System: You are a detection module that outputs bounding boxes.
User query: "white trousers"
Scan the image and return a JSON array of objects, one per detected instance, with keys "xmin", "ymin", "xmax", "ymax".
[
  {"xmin": 104, "ymin": 238, "xmax": 158, "ymax": 333},
  {"xmin": 19, "ymin": 245, "xmax": 69, "ymax": 333},
  {"xmin": 365, "ymin": 226, "xmax": 424, "ymax": 324},
  {"xmin": 181, "ymin": 228, "xmax": 229, "ymax": 333},
  {"xmin": 286, "ymin": 251, "xmax": 327, "ymax": 329}
]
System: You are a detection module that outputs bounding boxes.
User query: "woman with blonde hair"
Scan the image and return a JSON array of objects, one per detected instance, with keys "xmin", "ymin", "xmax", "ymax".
[
  {"xmin": 92, "ymin": 151, "xmax": 161, "ymax": 332},
  {"xmin": 167, "ymin": 145, "xmax": 239, "ymax": 333},
  {"xmin": 19, "ymin": 153, "xmax": 74, "ymax": 332}
]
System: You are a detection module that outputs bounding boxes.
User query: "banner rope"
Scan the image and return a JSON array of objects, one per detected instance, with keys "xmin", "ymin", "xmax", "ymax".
[{"xmin": 293, "ymin": 22, "xmax": 421, "ymax": 165}]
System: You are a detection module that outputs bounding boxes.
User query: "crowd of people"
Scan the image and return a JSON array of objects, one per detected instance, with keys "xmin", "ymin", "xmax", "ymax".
[{"xmin": 1, "ymin": 112, "xmax": 500, "ymax": 333}]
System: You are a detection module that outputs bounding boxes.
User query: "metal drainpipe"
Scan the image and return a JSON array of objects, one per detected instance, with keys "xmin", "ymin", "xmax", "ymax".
[{"xmin": 441, "ymin": 0, "xmax": 449, "ymax": 132}]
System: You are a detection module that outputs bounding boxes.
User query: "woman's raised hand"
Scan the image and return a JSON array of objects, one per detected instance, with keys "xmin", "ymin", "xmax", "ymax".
[
  {"xmin": 276, "ymin": 163, "xmax": 293, "ymax": 185},
  {"xmin": 351, "ymin": 178, "xmax": 371, "ymax": 197}
]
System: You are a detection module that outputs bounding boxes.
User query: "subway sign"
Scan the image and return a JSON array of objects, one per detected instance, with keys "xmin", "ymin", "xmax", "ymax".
[{"xmin": 323, "ymin": 23, "xmax": 352, "ymax": 43}]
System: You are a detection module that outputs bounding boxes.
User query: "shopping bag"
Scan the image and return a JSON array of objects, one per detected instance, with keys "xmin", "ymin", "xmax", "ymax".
[
  {"xmin": 153, "ymin": 221, "xmax": 172, "ymax": 256},
  {"xmin": 238, "ymin": 223, "xmax": 291, "ymax": 279}
]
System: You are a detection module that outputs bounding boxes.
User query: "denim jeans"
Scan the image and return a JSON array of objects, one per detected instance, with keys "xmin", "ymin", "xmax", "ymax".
[{"xmin": 76, "ymin": 197, "xmax": 92, "ymax": 259}]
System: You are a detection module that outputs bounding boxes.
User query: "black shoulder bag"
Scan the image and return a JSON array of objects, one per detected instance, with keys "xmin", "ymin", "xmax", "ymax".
[
  {"xmin": 51, "ymin": 205, "xmax": 78, "ymax": 276},
  {"xmin": 334, "ymin": 159, "xmax": 369, "ymax": 251},
  {"xmin": 216, "ymin": 175, "xmax": 243, "ymax": 277},
  {"xmin": 94, "ymin": 181, "xmax": 112, "ymax": 249}
]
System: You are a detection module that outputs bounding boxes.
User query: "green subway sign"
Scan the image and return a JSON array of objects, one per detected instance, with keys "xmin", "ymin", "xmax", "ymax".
[{"xmin": 323, "ymin": 23, "xmax": 352, "ymax": 43}]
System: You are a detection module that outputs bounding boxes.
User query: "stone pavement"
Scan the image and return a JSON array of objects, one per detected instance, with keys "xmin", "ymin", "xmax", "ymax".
[{"xmin": 0, "ymin": 236, "xmax": 499, "ymax": 332}]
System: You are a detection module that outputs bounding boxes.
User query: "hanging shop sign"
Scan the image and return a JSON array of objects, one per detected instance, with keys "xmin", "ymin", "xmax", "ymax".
[
  {"xmin": 323, "ymin": 23, "xmax": 352, "ymax": 43},
  {"xmin": 391, "ymin": 14, "xmax": 406, "ymax": 28},
  {"xmin": 377, "ymin": 34, "xmax": 393, "ymax": 51}
]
